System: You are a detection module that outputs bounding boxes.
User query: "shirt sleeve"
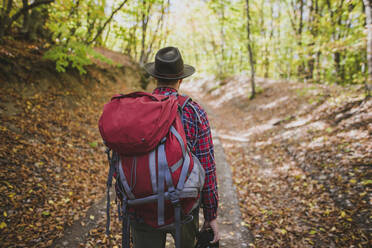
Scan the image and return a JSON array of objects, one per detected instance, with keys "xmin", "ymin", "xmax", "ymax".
[{"xmin": 182, "ymin": 101, "xmax": 218, "ymax": 221}]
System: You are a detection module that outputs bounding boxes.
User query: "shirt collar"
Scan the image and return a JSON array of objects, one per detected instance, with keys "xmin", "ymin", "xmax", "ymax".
[{"xmin": 152, "ymin": 87, "xmax": 178, "ymax": 95}]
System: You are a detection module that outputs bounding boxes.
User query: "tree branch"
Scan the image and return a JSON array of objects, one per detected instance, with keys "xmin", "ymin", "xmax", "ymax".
[{"xmin": 87, "ymin": 0, "xmax": 129, "ymax": 45}]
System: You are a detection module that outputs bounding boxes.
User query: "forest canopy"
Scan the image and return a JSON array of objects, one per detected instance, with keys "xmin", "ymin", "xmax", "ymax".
[{"xmin": 0, "ymin": 0, "xmax": 370, "ymax": 87}]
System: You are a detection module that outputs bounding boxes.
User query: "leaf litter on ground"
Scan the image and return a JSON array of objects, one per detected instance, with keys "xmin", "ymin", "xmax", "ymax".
[{"xmin": 191, "ymin": 77, "xmax": 371, "ymax": 247}]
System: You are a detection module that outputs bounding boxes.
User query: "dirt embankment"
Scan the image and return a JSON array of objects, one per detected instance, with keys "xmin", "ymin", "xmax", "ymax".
[
  {"xmin": 0, "ymin": 40, "xmax": 142, "ymax": 247},
  {"xmin": 186, "ymin": 77, "xmax": 371, "ymax": 247}
]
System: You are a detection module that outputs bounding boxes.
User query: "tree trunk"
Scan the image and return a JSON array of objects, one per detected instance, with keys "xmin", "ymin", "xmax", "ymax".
[
  {"xmin": 334, "ymin": 51, "xmax": 344, "ymax": 84},
  {"xmin": 0, "ymin": 0, "xmax": 13, "ymax": 40},
  {"xmin": 21, "ymin": 0, "xmax": 29, "ymax": 36},
  {"xmin": 306, "ymin": 0, "xmax": 319, "ymax": 81},
  {"xmin": 297, "ymin": 0, "xmax": 305, "ymax": 79},
  {"xmin": 363, "ymin": 0, "xmax": 372, "ymax": 96},
  {"xmin": 143, "ymin": 0, "xmax": 166, "ymax": 64},
  {"xmin": 219, "ymin": 2, "xmax": 225, "ymax": 78},
  {"xmin": 245, "ymin": 0, "xmax": 256, "ymax": 99},
  {"xmin": 139, "ymin": 0, "xmax": 152, "ymax": 65}
]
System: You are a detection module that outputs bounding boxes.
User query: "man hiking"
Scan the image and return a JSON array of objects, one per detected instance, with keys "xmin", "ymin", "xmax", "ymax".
[
  {"xmin": 99, "ymin": 46, "xmax": 219, "ymax": 248},
  {"xmin": 131, "ymin": 46, "xmax": 219, "ymax": 247}
]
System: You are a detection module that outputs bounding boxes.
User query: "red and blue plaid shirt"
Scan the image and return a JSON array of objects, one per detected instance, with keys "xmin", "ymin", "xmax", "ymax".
[{"xmin": 153, "ymin": 87, "xmax": 218, "ymax": 221}]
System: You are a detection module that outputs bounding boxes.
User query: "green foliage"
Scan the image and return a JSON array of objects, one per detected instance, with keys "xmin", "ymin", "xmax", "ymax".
[
  {"xmin": 42, "ymin": 0, "xmax": 123, "ymax": 74},
  {"xmin": 44, "ymin": 42, "xmax": 92, "ymax": 74},
  {"xmin": 1, "ymin": 0, "xmax": 369, "ymax": 86},
  {"xmin": 44, "ymin": 41, "xmax": 115, "ymax": 74}
]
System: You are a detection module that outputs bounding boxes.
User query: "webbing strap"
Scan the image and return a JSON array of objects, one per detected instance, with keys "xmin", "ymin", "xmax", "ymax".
[
  {"xmin": 118, "ymin": 159, "xmax": 135, "ymax": 200},
  {"xmin": 177, "ymin": 152, "xmax": 190, "ymax": 191},
  {"xmin": 170, "ymin": 126, "xmax": 186, "ymax": 157},
  {"xmin": 164, "ymin": 163, "xmax": 175, "ymax": 192},
  {"xmin": 157, "ymin": 144, "xmax": 167, "ymax": 225},
  {"xmin": 149, "ymin": 150, "xmax": 157, "ymax": 193},
  {"xmin": 127, "ymin": 188, "xmax": 198, "ymax": 205},
  {"xmin": 170, "ymin": 158, "xmax": 183, "ymax": 173},
  {"xmin": 181, "ymin": 96, "xmax": 191, "ymax": 110}
]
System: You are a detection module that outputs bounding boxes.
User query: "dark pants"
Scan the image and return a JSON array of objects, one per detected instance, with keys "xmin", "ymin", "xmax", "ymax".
[{"xmin": 131, "ymin": 208, "xmax": 199, "ymax": 248}]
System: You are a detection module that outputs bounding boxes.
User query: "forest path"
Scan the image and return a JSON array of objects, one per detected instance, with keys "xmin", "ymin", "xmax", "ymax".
[
  {"xmin": 182, "ymin": 77, "xmax": 371, "ymax": 247},
  {"xmin": 53, "ymin": 76, "xmax": 370, "ymax": 247},
  {"xmin": 51, "ymin": 80, "xmax": 254, "ymax": 248}
]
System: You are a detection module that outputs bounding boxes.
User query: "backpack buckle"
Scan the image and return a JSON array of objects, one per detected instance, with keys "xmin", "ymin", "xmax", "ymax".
[{"xmin": 169, "ymin": 190, "xmax": 180, "ymax": 206}]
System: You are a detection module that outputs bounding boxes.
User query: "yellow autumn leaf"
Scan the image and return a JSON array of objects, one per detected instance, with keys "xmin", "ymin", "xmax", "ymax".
[
  {"xmin": 0, "ymin": 222, "xmax": 7, "ymax": 229},
  {"xmin": 340, "ymin": 211, "xmax": 346, "ymax": 218}
]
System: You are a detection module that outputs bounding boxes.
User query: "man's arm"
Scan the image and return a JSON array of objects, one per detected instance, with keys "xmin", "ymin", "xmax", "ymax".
[
  {"xmin": 182, "ymin": 101, "xmax": 219, "ymax": 241},
  {"xmin": 195, "ymin": 107, "xmax": 219, "ymax": 243}
]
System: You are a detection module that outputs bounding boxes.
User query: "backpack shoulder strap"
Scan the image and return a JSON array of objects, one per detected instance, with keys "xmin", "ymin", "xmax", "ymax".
[
  {"xmin": 177, "ymin": 94, "xmax": 203, "ymax": 149},
  {"xmin": 177, "ymin": 94, "xmax": 191, "ymax": 110}
]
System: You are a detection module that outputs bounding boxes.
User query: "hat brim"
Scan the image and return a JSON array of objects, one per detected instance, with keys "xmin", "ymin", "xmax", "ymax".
[{"xmin": 143, "ymin": 62, "xmax": 195, "ymax": 80}]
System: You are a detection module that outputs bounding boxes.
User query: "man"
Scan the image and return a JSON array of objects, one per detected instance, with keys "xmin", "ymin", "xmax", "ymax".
[{"xmin": 130, "ymin": 47, "xmax": 219, "ymax": 248}]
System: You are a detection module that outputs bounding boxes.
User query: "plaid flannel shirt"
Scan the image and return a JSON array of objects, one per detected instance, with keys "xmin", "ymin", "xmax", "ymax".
[{"xmin": 153, "ymin": 87, "xmax": 218, "ymax": 221}]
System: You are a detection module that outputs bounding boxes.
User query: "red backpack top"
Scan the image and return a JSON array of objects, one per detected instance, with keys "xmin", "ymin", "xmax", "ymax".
[{"xmin": 98, "ymin": 91, "xmax": 205, "ymax": 248}]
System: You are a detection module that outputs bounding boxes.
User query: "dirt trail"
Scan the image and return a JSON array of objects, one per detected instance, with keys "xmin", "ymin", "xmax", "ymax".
[
  {"xmin": 48, "ymin": 76, "xmax": 371, "ymax": 247},
  {"xmin": 183, "ymin": 77, "xmax": 371, "ymax": 247},
  {"xmin": 1, "ymin": 37, "xmax": 369, "ymax": 247}
]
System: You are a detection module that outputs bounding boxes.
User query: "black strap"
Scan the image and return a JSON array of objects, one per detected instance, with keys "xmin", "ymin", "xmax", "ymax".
[
  {"xmin": 122, "ymin": 202, "xmax": 130, "ymax": 248},
  {"xmin": 105, "ymin": 148, "xmax": 115, "ymax": 235},
  {"xmin": 174, "ymin": 204, "xmax": 182, "ymax": 248}
]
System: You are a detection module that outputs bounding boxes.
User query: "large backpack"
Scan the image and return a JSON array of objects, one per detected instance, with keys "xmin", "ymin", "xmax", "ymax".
[{"xmin": 98, "ymin": 91, "xmax": 205, "ymax": 248}]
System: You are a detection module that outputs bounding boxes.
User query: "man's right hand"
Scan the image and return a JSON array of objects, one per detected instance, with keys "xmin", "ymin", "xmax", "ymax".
[{"xmin": 202, "ymin": 218, "xmax": 220, "ymax": 243}]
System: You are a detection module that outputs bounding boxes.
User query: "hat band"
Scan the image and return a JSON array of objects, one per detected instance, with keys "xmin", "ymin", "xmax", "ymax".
[{"xmin": 154, "ymin": 69, "xmax": 184, "ymax": 77}]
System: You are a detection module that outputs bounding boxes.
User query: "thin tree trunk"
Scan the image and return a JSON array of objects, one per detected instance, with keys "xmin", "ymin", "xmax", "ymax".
[
  {"xmin": 327, "ymin": 0, "xmax": 345, "ymax": 84},
  {"xmin": 139, "ymin": 0, "xmax": 152, "ymax": 65},
  {"xmin": 157, "ymin": 0, "xmax": 170, "ymax": 49},
  {"xmin": 134, "ymin": 6, "xmax": 140, "ymax": 62},
  {"xmin": 21, "ymin": 0, "xmax": 29, "ymax": 35},
  {"xmin": 363, "ymin": 0, "xmax": 372, "ymax": 96},
  {"xmin": 103, "ymin": 22, "xmax": 111, "ymax": 47},
  {"xmin": 298, "ymin": 0, "xmax": 305, "ymax": 78},
  {"xmin": 220, "ymin": 2, "xmax": 225, "ymax": 78},
  {"xmin": 143, "ymin": 0, "xmax": 166, "ymax": 64},
  {"xmin": 307, "ymin": 0, "xmax": 320, "ymax": 81},
  {"xmin": 264, "ymin": 0, "xmax": 274, "ymax": 78},
  {"xmin": 0, "ymin": 0, "xmax": 13, "ymax": 39},
  {"xmin": 245, "ymin": 0, "xmax": 256, "ymax": 99},
  {"xmin": 87, "ymin": 0, "xmax": 128, "ymax": 45}
]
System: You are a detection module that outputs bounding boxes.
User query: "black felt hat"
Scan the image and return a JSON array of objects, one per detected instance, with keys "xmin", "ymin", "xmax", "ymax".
[{"xmin": 144, "ymin": 47, "xmax": 195, "ymax": 80}]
